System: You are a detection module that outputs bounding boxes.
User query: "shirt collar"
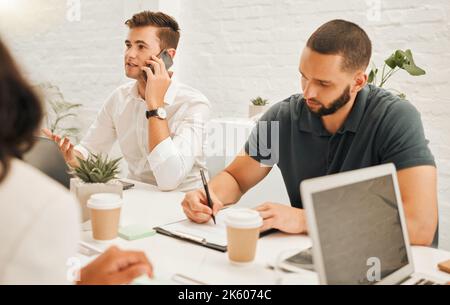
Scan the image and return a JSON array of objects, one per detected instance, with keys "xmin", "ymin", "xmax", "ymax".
[
  {"xmin": 298, "ymin": 98, "xmax": 330, "ymax": 136},
  {"xmin": 129, "ymin": 76, "xmax": 178, "ymax": 106},
  {"xmin": 298, "ymin": 84, "xmax": 369, "ymax": 136},
  {"xmin": 340, "ymin": 84, "xmax": 369, "ymax": 133}
]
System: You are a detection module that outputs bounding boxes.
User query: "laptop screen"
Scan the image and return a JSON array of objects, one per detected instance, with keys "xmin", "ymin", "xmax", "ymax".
[
  {"xmin": 311, "ymin": 174, "xmax": 408, "ymax": 284},
  {"xmin": 23, "ymin": 137, "xmax": 71, "ymax": 189}
]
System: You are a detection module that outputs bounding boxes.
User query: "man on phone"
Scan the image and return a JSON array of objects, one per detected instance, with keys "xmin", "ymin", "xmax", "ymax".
[
  {"xmin": 44, "ymin": 11, "xmax": 210, "ymax": 191},
  {"xmin": 181, "ymin": 20, "xmax": 438, "ymax": 246}
]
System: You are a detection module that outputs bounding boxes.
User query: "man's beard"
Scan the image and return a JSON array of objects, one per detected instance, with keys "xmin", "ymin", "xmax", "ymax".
[{"xmin": 306, "ymin": 85, "xmax": 351, "ymax": 117}]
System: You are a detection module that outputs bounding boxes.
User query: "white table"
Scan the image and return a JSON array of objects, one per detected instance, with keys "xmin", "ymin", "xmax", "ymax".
[{"xmin": 79, "ymin": 179, "xmax": 450, "ymax": 285}]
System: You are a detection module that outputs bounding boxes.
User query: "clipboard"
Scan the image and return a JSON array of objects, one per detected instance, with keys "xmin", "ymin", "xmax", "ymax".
[
  {"xmin": 155, "ymin": 225, "xmax": 228, "ymax": 252},
  {"xmin": 154, "ymin": 210, "xmax": 279, "ymax": 252}
]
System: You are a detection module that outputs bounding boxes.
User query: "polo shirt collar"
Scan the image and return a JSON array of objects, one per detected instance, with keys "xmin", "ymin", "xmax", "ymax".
[
  {"xmin": 340, "ymin": 84, "xmax": 369, "ymax": 133},
  {"xmin": 299, "ymin": 99, "xmax": 330, "ymax": 136}
]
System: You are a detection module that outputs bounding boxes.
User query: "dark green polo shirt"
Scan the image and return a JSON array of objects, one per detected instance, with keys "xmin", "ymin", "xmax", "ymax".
[{"xmin": 245, "ymin": 84, "xmax": 435, "ymax": 208}]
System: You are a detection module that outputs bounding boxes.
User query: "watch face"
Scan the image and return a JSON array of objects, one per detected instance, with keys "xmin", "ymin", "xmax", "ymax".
[{"xmin": 157, "ymin": 108, "xmax": 167, "ymax": 119}]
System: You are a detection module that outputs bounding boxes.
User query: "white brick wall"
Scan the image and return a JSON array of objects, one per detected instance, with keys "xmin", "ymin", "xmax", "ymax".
[{"xmin": 1, "ymin": 0, "xmax": 449, "ymax": 249}]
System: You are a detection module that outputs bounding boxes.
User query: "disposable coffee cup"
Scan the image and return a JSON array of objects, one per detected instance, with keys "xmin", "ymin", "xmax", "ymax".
[
  {"xmin": 87, "ymin": 193, "xmax": 122, "ymax": 242},
  {"xmin": 225, "ymin": 208, "xmax": 263, "ymax": 264}
]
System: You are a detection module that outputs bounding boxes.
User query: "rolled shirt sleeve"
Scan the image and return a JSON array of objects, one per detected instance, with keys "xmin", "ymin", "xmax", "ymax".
[{"xmin": 147, "ymin": 101, "xmax": 210, "ymax": 191}]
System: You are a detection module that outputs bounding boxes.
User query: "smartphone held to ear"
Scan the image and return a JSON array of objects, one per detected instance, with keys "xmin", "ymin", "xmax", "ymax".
[{"xmin": 143, "ymin": 49, "xmax": 173, "ymax": 80}]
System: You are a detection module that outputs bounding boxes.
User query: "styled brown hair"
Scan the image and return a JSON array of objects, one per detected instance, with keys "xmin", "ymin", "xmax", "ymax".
[
  {"xmin": 307, "ymin": 19, "xmax": 372, "ymax": 72},
  {"xmin": 0, "ymin": 37, "xmax": 43, "ymax": 183},
  {"xmin": 125, "ymin": 11, "xmax": 181, "ymax": 50}
]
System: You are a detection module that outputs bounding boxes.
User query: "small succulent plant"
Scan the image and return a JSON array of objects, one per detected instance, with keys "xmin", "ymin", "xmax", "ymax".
[
  {"xmin": 71, "ymin": 154, "xmax": 121, "ymax": 184},
  {"xmin": 250, "ymin": 96, "xmax": 269, "ymax": 106}
]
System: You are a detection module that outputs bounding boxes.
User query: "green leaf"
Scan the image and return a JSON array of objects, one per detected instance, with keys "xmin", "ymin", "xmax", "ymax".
[
  {"xmin": 91, "ymin": 172, "xmax": 104, "ymax": 183},
  {"xmin": 385, "ymin": 49, "xmax": 425, "ymax": 76},
  {"xmin": 53, "ymin": 113, "xmax": 77, "ymax": 130},
  {"xmin": 72, "ymin": 153, "xmax": 122, "ymax": 183},
  {"xmin": 250, "ymin": 96, "xmax": 269, "ymax": 106},
  {"xmin": 65, "ymin": 103, "xmax": 83, "ymax": 111},
  {"xmin": 62, "ymin": 127, "xmax": 80, "ymax": 134},
  {"xmin": 384, "ymin": 52, "xmax": 398, "ymax": 69},
  {"xmin": 385, "ymin": 50, "xmax": 406, "ymax": 69},
  {"xmin": 368, "ymin": 68, "xmax": 378, "ymax": 84},
  {"xmin": 394, "ymin": 50, "xmax": 407, "ymax": 67},
  {"xmin": 401, "ymin": 49, "xmax": 426, "ymax": 76},
  {"xmin": 38, "ymin": 82, "xmax": 82, "ymax": 141}
]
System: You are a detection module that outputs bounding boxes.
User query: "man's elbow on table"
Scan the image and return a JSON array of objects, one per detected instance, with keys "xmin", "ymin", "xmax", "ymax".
[
  {"xmin": 156, "ymin": 178, "xmax": 183, "ymax": 192},
  {"xmin": 152, "ymin": 160, "xmax": 188, "ymax": 192}
]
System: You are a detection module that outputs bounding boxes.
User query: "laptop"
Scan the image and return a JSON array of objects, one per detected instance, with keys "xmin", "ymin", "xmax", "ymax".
[
  {"xmin": 300, "ymin": 163, "xmax": 445, "ymax": 285},
  {"xmin": 23, "ymin": 137, "xmax": 71, "ymax": 189}
]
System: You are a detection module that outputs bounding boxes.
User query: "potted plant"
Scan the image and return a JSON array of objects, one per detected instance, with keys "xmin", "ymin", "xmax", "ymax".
[
  {"xmin": 70, "ymin": 153, "xmax": 123, "ymax": 222},
  {"xmin": 33, "ymin": 82, "xmax": 82, "ymax": 142},
  {"xmin": 368, "ymin": 49, "xmax": 426, "ymax": 99},
  {"xmin": 249, "ymin": 96, "xmax": 270, "ymax": 118}
]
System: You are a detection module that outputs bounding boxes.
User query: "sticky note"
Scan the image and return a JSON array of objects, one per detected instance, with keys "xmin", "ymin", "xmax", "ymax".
[{"xmin": 118, "ymin": 224, "xmax": 156, "ymax": 241}]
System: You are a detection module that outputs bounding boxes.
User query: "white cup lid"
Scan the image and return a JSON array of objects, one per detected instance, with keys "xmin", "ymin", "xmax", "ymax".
[
  {"xmin": 225, "ymin": 208, "xmax": 262, "ymax": 229},
  {"xmin": 87, "ymin": 193, "xmax": 122, "ymax": 210}
]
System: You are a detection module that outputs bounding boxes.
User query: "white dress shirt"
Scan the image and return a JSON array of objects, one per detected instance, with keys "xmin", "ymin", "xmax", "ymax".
[
  {"xmin": 0, "ymin": 159, "xmax": 80, "ymax": 284},
  {"xmin": 75, "ymin": 78, "xmax": 211, "ymax": 192}
]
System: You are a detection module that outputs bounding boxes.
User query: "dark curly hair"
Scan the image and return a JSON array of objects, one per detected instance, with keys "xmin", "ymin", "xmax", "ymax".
[{"xmin": 0, "ymin": 37, "xmax": 43, "ymax": 183}]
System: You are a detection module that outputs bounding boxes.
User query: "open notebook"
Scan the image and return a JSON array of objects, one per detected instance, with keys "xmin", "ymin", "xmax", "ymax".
[{"xmin": 154, "ymin": 209, "xmax": 277, "ymax": 252}]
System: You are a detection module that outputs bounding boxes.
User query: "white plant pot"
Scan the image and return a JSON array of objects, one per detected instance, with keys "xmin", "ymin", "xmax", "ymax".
[
  {"xmin": 70, "ymin": 178, "xmax": 123, "ymax": 222},
  {"xmin": 249, "ymin": 104, "xmax": 270, "ymax": 118}
]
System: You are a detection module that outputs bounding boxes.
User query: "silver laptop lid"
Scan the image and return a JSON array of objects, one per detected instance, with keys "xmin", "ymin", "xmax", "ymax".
[{"xmin": 301, "ymin": 163, "xmax": 414, "ymax": 285}]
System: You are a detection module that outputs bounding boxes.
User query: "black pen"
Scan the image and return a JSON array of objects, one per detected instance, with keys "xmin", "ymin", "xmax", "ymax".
[{"xmin": 200, "ymin": 169, "xmax": 216, "ymax": 224}]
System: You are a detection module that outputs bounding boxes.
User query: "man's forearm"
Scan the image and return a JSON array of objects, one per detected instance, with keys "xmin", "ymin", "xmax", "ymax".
[
  {"xmin": 405, "ymin": 214, "xmax": 437, "ymax": 246},
  {"xmin": 396, "ymin": 166, "xmax": 438, "ymax": 246},
  {"xmin": 209, "ymin": 170, "xmax": 244, "ymax": 206},
  {"xmin": 403, "ymin": 196, "xmax": 437, "ymax": 246},
  {"xmin": 147, "ymin": 117, "xmax": 170, "ymax": 151}
]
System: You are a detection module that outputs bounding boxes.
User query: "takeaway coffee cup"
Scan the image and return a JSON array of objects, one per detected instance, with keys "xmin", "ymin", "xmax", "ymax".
[
  {"xmin": 225, "ymin": 208, "xmax": 263, "ymax": 264},
  {"xmin": 87, "ymin": 193, "xmax": 122, "ymax": 241}
]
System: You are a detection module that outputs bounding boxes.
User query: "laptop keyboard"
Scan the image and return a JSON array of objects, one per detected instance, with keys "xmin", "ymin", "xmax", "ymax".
[{"xmin": 413, "ymin": 278, "xmax": 441, "ymax": 285}]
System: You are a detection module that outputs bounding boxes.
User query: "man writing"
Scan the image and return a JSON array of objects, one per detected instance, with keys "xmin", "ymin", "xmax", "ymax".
[{"xmin": 181, "ymin": 20, "xmax": 438, "ymax": 246}]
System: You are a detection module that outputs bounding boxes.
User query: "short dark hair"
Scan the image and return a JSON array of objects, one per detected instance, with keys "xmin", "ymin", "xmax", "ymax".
[
  {"xmin": 125, "ymin": 11, "xmax": 181, "ymax": 50},
  {"xmin": 306, "ymin": 19, "xmax": 372, "ymax": 72},
  {"xmin": 0, "ymin": 37, "xmax": 43, "ymax": 183}
]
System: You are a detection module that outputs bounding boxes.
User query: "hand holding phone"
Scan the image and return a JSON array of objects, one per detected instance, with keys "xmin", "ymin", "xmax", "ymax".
[
  {"xmin": 143, "ymin": 49, "xmax": 173, "ymax": 81},
  {"xmin": 141, "ymin": 49, "xmax": 173, "ymax": 108}
]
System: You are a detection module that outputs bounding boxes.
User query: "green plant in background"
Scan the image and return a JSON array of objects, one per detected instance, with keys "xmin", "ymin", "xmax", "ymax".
[
  {"xmin": 34, "ymin": 82, "xmax": 82, "ymax": 141},
  {"xmin": 250, "ymin": 96, "xmax": 269, "ymax": 106},
  {"xmin": 368, "ymin": 49, "xmax": 426, "ymax": 99},
  {"xmin": 71, "ymin": 154, "xmax": 121, "ymax": 184}
]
